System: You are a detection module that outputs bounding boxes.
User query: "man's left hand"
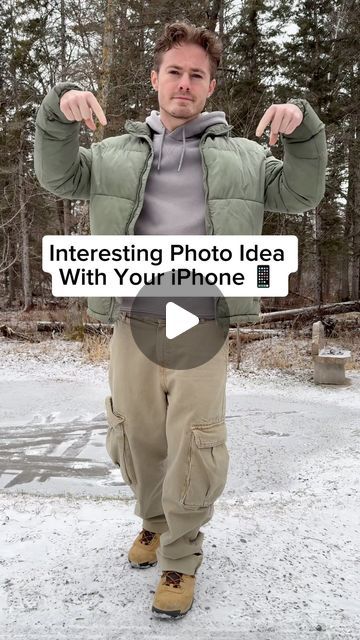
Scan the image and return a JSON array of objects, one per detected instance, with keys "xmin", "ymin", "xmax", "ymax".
[{"xmin": 255, "ymin": 104, "xmax": 304, "ymax": 146}]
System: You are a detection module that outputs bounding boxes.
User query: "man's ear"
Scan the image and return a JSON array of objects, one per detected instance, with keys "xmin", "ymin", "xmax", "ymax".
[
  {"xmin": 151, "ymin": 70, "xmax": 158, "ymax": 91},
  {"xmin": 207, "ymin": 78, "xmax": 216, "ymax": 98}
]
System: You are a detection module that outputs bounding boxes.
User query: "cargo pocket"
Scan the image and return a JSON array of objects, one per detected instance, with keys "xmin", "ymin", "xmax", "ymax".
[
  {"xmin": 104, "ymin": 396, "xmax": 137, "ymax": 486},
  {"xmin": 180, "ymin": 420, "xmax": 229, "ymax": 509}
]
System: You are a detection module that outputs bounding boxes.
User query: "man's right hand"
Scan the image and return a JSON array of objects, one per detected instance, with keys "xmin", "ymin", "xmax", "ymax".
[{"xmin": 59, "ymin": 90, "xmax": 107, "ymax": 131}]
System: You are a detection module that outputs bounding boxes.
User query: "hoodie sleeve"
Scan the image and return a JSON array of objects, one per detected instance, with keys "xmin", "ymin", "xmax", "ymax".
[
  {"xmin": 263, "ymin": 99, "xmax": 327, "ymax": 213},
  {"xmin": 34, "ymin": 83, "xmax": 92, "ymax": 200}
]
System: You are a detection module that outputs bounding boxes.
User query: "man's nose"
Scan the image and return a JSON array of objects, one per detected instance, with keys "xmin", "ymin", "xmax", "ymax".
[{"xmin": 178, "ymin": 74, "xmax": 191, "ymax": 91}]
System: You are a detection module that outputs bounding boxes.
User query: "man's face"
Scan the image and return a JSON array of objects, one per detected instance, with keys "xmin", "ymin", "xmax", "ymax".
[{"xmin": 151, "ymin": 43, "xmax": 216, "ymax": 131}]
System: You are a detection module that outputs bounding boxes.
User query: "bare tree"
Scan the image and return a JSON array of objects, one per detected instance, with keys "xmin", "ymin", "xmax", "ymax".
[{"xmin": 19, "ymin": 129, "xmax": 33, "ymax": 311}]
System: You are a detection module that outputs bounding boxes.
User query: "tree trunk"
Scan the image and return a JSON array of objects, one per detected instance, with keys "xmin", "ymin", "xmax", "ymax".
[
  {"xmin": 341, "ymin": 182, "xmax": 352, "ymax": 300},
  {"xmin": 63, "ymin": 199, "xmax": 71, "ymax": 235},
  {"xmin": 18, "ymin": 136, "xmax": 32, "ymax": 311},
  {"xmin": 94, "ymin": 0, "xmax": 115, "ymax": 144},
  {"xmin": 56, "ymin": 199, "xmax": 63, "ymax": 233},
  {"xmin": 78, "ymin": 201, "xmax": 90, "ymax": 236},
  {"xmin": 350, "ymin": 67, "xmax": 360, "ymax": 299},
  {"xmin": 314, "ymin": 206, "xmax": 323, "ymax": 303},
  {"xmin": 206, "ymin": 0, "xmax": 222, "ymax": 31},
  {"xmin": 295, "ymin": 211, "xmax": 307, "ymax": 294},
  {"xmin": 6, "ymin": 230, "xmax": 16, "ymax": 306},
  {"xmin": 352, "ymin": 196, "xmax": 360, "ymax": 299},
  {"xmin": 59, "ymin": 0, "xmax": 72, "ymax": 238}
]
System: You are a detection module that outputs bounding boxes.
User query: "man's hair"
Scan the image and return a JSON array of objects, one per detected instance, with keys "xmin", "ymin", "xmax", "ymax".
[{"xmin": 153, "ymin": 21, "xmax": 222, "ymax": 80}]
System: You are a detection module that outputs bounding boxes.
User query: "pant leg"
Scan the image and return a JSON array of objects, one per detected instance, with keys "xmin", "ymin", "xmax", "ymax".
[
  {"xmin": 156, "ymin": 322, "xmax": 229, "ymax": 575},
  {"xmin": 105, "ymin": 314, "xmax": 169, "ymax": 534}
]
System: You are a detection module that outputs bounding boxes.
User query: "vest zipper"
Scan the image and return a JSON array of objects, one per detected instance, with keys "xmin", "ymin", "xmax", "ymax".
[
  {"xmin": 199, "ymin": 138, "xmax": 213, "ymax": 237},
  {"xmin": 124, "ymin": 137, "xmax": 154, "ymax": 235},
  {"xmin": 110, "ymin": 134, "xmax": 152, "ymax": 323},
  {"xmin": 200, "ymin": 129, "xmax": 231, "ymax": 321}
]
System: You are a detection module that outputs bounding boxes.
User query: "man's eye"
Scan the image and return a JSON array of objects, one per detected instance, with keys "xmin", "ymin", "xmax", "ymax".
[
  {"xmin": 169, "ymin": 70, "xmax": 179, "ymax": 74},
  {"xmin": 193, "ymin": 74, "xmax": 202, "ymax": 78}
]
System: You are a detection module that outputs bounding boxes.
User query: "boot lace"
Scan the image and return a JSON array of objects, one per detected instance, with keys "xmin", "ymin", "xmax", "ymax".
[
  {"xmin": 139, "ymin": 529, "xmax": 157, "ymax": 545},
  {"xmin": 162, "ymin": 570, "xmax": 183, "ymax": 588}
]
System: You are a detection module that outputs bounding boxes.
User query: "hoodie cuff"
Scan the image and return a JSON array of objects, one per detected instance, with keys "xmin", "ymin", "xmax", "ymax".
[{"xmin": 280, "ymin": 98, "xmax": 325, "ymax": 143}]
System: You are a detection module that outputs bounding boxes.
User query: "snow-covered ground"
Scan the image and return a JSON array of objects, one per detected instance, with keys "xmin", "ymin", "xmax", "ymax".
[{"xmin": 0, "ymin": 337, "xmax": 359, "ymax": 639}]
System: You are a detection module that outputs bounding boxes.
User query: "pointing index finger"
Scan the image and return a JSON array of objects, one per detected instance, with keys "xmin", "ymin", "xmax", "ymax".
[
  {"xmin": 255, "ymin": 105, "xmax": 275, "ymax": 137},
  {"xmin": 88, "ymin": 93, "xmax": 107, "ymax": 126}
]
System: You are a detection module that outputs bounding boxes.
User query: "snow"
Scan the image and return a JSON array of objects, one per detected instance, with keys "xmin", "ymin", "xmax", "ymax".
[{"xmin": 0, "ymin": 336, "xmax": 359, "ymax": 638}]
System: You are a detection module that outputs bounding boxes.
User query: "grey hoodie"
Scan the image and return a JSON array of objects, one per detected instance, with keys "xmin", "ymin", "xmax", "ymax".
[{"xmin": 117, "ymin": 109, "xmax": 229, "ymax": 318}]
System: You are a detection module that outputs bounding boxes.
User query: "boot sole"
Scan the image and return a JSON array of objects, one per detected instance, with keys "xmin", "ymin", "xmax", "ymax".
[
  {"xmin": 129, "ymin": 559, "xmax": 158, "ymax": 569},
  {"xmin": 152, "ymin": 600, "xmax": 193, "ymax": 618}
]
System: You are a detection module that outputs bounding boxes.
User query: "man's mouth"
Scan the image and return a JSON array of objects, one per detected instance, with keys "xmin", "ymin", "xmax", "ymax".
[{"xmin": 173, "ymin": 96, "xmax": 193, "ymax": 101}]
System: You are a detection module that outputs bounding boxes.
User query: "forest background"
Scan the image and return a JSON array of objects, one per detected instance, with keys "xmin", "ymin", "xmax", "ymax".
[{"xmin": 0, "ymin": 0, "xmax": 359, "ymax": 322}]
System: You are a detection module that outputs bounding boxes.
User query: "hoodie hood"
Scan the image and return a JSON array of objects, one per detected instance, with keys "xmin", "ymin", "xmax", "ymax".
[{"xmin": 145, "ymin": 109, "xmax": 229, "ymax": 172}]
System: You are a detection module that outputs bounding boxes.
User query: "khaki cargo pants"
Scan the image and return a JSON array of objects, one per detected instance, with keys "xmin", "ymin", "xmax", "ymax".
[{"xmin": 105, "ymin": 312, "xmax": 229, "ymax": 575}]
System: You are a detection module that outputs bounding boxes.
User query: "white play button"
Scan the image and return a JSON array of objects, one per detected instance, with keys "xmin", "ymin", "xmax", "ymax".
[
  {"xmin": 129, "ymin": 270, "xmax": 230, "ymax": 369},
  {"xmin": 165, "ymin": 302, "xmax": 199, "ymax": 340}
]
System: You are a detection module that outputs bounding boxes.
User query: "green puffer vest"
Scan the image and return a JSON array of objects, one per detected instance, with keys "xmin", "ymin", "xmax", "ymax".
[{"xmin": 34, "ymin": 84, "xmax": 327, "ymax": 325}]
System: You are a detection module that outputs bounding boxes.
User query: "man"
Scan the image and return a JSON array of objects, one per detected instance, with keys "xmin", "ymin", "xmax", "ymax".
[{"xmin": 34, "ymin": 21, "xmax": 327, "ymax": 619}]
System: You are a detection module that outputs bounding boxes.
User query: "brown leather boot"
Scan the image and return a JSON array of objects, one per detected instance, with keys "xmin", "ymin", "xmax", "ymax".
[
  {"xmin": 152, "ymin": 570, "xmax": 195, "ymax": 617},
  {"xmin": 128, "ymin": 529, "xmax": 161, "ymax": 569}
]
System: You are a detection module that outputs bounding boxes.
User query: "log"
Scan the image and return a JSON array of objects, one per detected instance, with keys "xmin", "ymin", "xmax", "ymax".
[
  {"xmin": 0, "ymin": 325, "xmax": 40, "ymax": 342},
  {"xmin": 36, "ymin": 321, "xmax": 112, "ymax": 335},
  {"xmin": 37, "ymin": 321, "xmax": 64, "ymax": 332},
  {"xmin": 256, "ymin": 300, "xmax": 360, "ymax": 324},
  {"xmin": 30, "ymin": 300, "xmax": 360, "ymax": 335},
  {"xmin": 229, "ymin": 328, "xmax": 284, "ymax": 342}
]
